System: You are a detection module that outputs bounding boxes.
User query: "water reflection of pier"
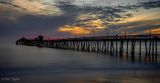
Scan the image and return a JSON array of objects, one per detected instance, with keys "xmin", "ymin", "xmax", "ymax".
[{"xmin": 16, "ymin": 34, "xmax": 160, "ymax": 63}]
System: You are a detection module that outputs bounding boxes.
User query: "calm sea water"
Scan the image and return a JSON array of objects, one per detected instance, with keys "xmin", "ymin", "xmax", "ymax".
[{"xmin": 0, "ymin": 44, "xmax": 160, "ymax": 83}]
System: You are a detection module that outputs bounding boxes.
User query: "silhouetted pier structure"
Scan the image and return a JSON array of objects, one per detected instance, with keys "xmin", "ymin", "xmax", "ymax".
[{"xmin": 16, "ymin": 34, "xmax": 160, "ymax": 63}]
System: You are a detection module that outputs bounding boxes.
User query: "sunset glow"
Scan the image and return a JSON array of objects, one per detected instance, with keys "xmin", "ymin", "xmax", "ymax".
[
  {"xmin": 124, "ymin": 8, "xmax": 160, "ymax": 23},
  {"xmin": 144, "ymin": 28, "xmax": 160, "ymax": 34},
  {"xmin": 58, "ymin": 19, "xmax": 106, "ymax": 35},
  {"xmin": 58, "ymin": 25, "xmax": 91, "ymax": 35}
]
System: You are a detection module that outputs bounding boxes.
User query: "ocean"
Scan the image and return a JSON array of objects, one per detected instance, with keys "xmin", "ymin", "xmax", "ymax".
[{"xmin": 0, "ymin": 44, "xmax": 160, "ymax": 83}]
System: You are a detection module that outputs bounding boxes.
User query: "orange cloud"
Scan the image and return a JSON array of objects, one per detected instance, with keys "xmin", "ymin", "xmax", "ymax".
[
  {"xmin": 128, "ymin": 28, "xmax": 160, "ymax": 35},
  {"xmin": 80, "ymin": 19, "xmax": 106, "ymax": 29},
  {"xmin": 127, "ymin": 20, "xmax": 160, "ymax": 30},
  {"xmin": 58, "ymin": 19, "xmax": 106, "ymax": 35},
  {"xmin": 116, "ymin": 19, "xmax": 160, "ymax": 34},
  {"xmin": 58, "ymin": 25, "xmax": 91, "ymax": 35},
  {"xmin": 122, "ymin": 8, "xmax": 160, "ymax": 23},
  {"xmin": 144, "ymin": 28, "xmax": 160, "ymax": 34}
]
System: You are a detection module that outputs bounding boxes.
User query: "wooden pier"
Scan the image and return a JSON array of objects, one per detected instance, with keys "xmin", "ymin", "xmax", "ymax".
[{"xmin": 16, "ymin": 34, "xmax": 160, "ymax": 63}]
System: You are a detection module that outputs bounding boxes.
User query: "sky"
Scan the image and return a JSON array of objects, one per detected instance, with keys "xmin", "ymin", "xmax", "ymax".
[{"xmin": 0, "ymin": 0, "xmax": 160, "ymax": 42}]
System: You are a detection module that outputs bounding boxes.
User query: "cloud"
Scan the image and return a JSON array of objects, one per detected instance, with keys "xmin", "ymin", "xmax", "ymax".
[
  {"xmin": 11, "ymin": 0, "xmax": 62, "ymax": 16},
  {"xmin": 0, "ymin": 2, "xmax": 23, "ymax": 21},
  {"xmin": 58, "ymin": 19, "xmax": 106, "ymax": 35},
  {"xmin": 58, "ymin": 25, "xmax": 91, "ymax": 35},
  {"xmin": 143, "ymin": 28, "xmax": 160, "ymax": 34},
  {"xmin": 0, "ymin": 0, "xmax": 160, "ymax": 39},
  {"xmin": 103, "ymin": 0, "xmax": 160, "ymax": 35},
  {"xmin": 140, "ymin": 0, "xmax": 160, "ymax": 9},
  {"xmin": 115, "ymin": 19, "xmax": 160, "ymax": 35},
  {"xmin": 57, "ymin": 2, "xmax": 134, "ymax": 35},
  {"xmin": 0, "ymin": 0, "xmax": 62, "ymax": 21}
]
